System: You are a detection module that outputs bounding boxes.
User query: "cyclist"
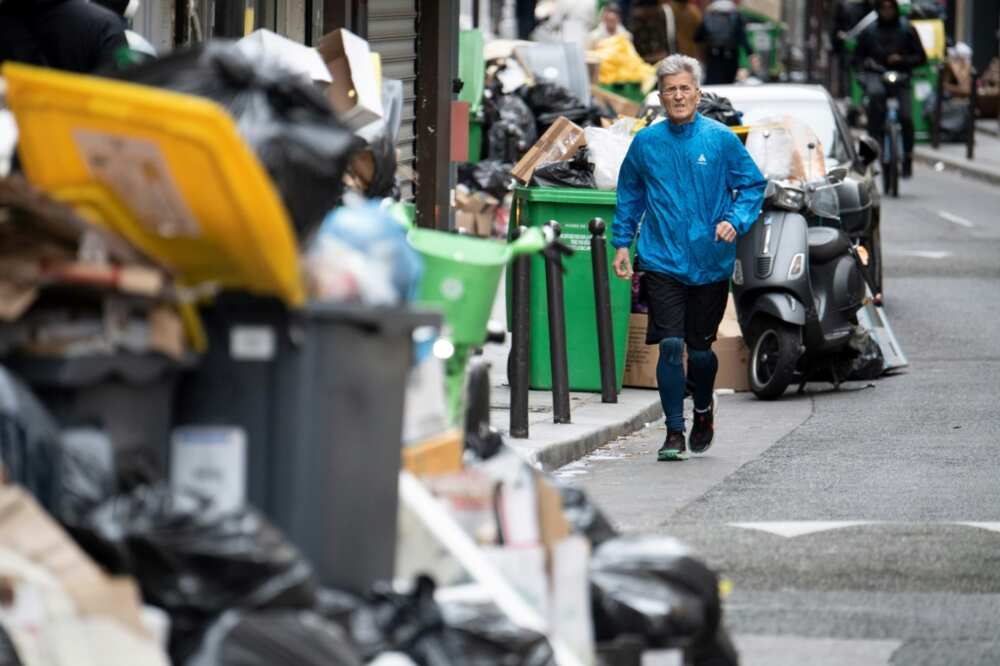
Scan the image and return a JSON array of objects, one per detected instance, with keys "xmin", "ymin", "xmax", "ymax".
[{"xmin": 854, "ymin": 0, "xmax": 927, "ymax": 178}]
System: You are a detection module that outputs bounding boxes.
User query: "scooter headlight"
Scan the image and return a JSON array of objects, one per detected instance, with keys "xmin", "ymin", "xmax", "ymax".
[
  {"xmin": 733, "ymin": 258, "xmax": 744, "ymax": 285},
  {"xmin": 770, "ymin": 182, "xmax": 805, "ymax": 211}
]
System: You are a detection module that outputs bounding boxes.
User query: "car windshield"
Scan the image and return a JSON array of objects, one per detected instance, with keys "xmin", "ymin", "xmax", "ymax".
[{"xmin": 728, "ymin": 99, "xmax": 846, "ymax": 165}]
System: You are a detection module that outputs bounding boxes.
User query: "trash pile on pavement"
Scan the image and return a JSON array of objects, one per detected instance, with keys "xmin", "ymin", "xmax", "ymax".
[{"xmin": 0, "ymin": 24, "xmax": 745, "ymax": 666}]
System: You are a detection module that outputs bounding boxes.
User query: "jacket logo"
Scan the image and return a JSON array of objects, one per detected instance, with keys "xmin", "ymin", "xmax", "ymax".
[{"xmin": 697, "ymin": 154, "xmax": 707, "ymax": 165}]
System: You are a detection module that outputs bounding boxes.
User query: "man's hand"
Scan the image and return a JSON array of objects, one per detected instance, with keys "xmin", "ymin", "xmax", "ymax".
[
  {"xmin": 612, "ymin": 247, "xmax": 632, "ymax": 279},
  {"xmin": 715, "ymin": 221, "xmax": 737, "ymax": 243}
]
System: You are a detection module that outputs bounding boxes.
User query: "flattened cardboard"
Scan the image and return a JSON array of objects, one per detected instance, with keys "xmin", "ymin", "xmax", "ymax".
[
  {"xmin": 0, "ymin": 486, "xmax": 148, "ymax": 637},
  {"xmin": 511, "ymin": 117, "xmax": 587, "ymax": 184}
]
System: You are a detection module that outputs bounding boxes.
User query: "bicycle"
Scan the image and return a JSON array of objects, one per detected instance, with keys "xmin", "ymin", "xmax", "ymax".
[{"xmin": 860, "ymin": 62, "xmax": 908, "ymax": 198}]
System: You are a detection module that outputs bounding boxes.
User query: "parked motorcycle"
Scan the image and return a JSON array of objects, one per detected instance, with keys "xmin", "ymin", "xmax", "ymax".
[{"xmin": 734, "ymin": 121, "xmax": 883, "ymax": 399}]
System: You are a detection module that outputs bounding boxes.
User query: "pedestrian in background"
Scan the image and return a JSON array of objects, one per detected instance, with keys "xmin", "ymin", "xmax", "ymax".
[
  {"xmin": 665, "ymin": 0, "xmax": 704, "ymax": 60},
  {"xmin": 0, "ymin": 0, "xmax": 128, "ymax": 74},
  {"xmin": 611, "ymin": 54, "xmax": 765, "ymax": 461},
  {"xmin": 589, "ymin": 3, "xmax": 633, "ymax": 48},
  {"xmin": 695, "ymin": 0, "xmax": 757, "ymax": 84}
]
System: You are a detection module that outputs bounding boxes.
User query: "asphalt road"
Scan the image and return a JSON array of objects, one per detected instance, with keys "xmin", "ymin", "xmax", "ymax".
[{"xmin": 558, "ymin": 164, "xmax": 1000, "ymax": 665}]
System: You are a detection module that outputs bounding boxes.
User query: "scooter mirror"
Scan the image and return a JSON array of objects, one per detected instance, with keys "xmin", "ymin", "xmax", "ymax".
[{"xmin": 828, "ymin": 165, "xmax": 849, "ymax": 183}]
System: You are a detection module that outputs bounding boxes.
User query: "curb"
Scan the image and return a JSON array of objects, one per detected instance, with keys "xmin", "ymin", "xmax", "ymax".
[
  {"xmin": 913, "ymin": 148, "xmax": 1000, "ymax": 187},
  {"xmin": 532, "ymin": 398, "xmax": 664, "ymax": 471}
]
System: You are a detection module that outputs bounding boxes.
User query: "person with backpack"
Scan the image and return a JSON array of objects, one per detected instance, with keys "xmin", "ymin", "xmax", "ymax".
[
  {"xmin": 694, "ymin": 0, "xmax": 756, "ymax": 85},
  {"xmin": 0, "ymin": 0, "xmax": 128, "ymax": 74},
  {"xmin": 853, "ymin": 0, "xmax": 927, "ymax": 178}
]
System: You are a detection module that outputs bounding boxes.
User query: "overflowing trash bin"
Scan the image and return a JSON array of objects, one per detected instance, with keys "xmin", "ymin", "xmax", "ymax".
[{"xmin": 0, "ymin": 17, "xmax": 746, "ymax": 666}]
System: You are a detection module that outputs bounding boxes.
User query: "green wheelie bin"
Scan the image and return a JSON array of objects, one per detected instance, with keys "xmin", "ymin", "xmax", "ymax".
[{"xmin": 508, "ymin": 187, "xmax": 632, "ymax": 392}]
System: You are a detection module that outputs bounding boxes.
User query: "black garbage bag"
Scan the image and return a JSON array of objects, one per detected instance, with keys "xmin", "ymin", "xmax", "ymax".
[
  {"xmin": 118, "ymin": 42, "xmax": 362, "ymax": 238},
  {"xmin": 698, "ymin": 93, "xmax": 743, "ymax": 127},
  {"xmin": 187, "ymin": 609, "xmax": 363, "ymax": 666},
  {"xmin": 0, "ymin": 364, "xmax": 61, "ymax": 508},
  {"xmin": 348, "ymin": 575, "xmax": 556, "ymax": 665},
  {"xmin": 483, "ymin": 92, "xmax": 537, "ymax": 162},
  {"xmin": 557, "ymin": 483, "xmax": 619, "ymax": 548},
  {"xmin": 359, "ymin": 78, "xmax": 404, "ymax": 199},
  {"xmin": 589, "ymin": 537, "xmax": 721, "ymax": 649},
  {"xmin": 52, "ymin": 427, "xmax": 117, "ymax": 525},
  {"xmin": 458, "ymin": 160, "xmax": 514, "ymax": 199},
  {"xmin": 519, "ymin": 82, "xmax": 596, "ymax": 135},
  {"xmin": 923, "ymin": 92, "xmax": 972, "ymax": 143},
  {"xmin": 0, "ymin": 625, "xmax": 23, "ymax": 666},
  {"xmin": 79, "ymin": 484, "xmax": 317, "ymax": 663},
  {"xmin": 847, "ymin": 328, "xmax": 886, "ymax": 381},
  {"xmin": 520, "ymin": 82, "xmax": 583, "ymax": 116},
  {"xmin": 531, "ymin": 148, "xmax": 596, "ymax": 189}
]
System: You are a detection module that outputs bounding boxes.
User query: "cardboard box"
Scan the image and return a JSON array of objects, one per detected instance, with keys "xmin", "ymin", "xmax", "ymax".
[
  {"xmin": 0, "ymin": 485, "xmax": 148, "ymax": 637},
  {"xmin": 317, "ymin": 29, "xmax": 384, "ymax": 129},
  {"xmin": 623, "ymin": 298, "xmax": 750, "ymax": 391},
  {"xmin": 590, "ymin": 84, "xmax": 640, "ymax": 118},
  {"xmin": 623, "ymin": 313, "xmax": 658, "ymax": 389},
  {"xmin": 455, "ymin": 189, "xmax": 499, "ymax": 237},
  {"xmin": 402, "ymin": 429, "xmax": 464, "ymax": 478},
  {"xmin": 511, "ymin": 116, "xmax": 587, "ymax": 184}
]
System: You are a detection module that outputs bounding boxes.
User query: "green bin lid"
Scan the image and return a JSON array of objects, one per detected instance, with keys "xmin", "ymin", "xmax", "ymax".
[
  {"xmin": 459, "ymin": 29, "xmax": 485, "ymax": 114},
  {"xmin": 514, "ymin": 186, "xmax": 618, "ymax": 204}
]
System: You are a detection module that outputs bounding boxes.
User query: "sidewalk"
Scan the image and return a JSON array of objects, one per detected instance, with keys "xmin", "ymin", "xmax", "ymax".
[
  {"xmin": 481, "ymin": 277, "xmax": 664, "ymax": 472},
  {"xmin": 913, "ymin": 119, "xmax": 1000, "ymax": 185}
]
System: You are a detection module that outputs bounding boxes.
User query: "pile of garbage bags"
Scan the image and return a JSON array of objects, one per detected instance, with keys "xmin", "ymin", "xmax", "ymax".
[{"xmin": 116, "ymin": 42, "xmax": 362, "ymax": 240}]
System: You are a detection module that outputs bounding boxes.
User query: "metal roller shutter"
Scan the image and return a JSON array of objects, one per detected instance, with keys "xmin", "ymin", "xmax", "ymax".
[{"xmin": 366, "ymin": 0, "xmax": 418, "ymax": 201}]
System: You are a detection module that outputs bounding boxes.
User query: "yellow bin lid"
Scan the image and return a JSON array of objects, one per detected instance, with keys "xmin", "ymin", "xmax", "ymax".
[{"xmin": 2, "ymin": 63, "xmax": 305, "ymax": 306}]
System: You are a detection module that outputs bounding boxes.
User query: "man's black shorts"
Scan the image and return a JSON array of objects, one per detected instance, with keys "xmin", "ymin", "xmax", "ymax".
[{"xmin": 641, "ymin": 270, "xmax": 729, "ymax": 351}]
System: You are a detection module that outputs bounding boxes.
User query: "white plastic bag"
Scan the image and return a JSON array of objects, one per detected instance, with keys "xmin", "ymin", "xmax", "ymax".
[{"xmin": 584, "ymin": 118, "xmax": 635, "ymax": 190}]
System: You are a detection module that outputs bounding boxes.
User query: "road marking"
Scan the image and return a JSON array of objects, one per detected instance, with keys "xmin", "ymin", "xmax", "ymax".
[
  {"xmin": 957, "ymin": 522, "xmax": 1000, "ymax": 534},
  {"xmin": 937, "ymin": 210, "xmax": 975, "ymax": 228},
  {"xmin": 729, "ymin": 521, "xmax": 876, "ymax": 537},
  {"xmin": 729, "ymin": 521, "xmax": 1000, "ymax": 538},
  {"xmin": 899, "ymin": 250, "xmax": 952, "ymax": 259},
  {"xmin": 735, "ymin": 635, "xmax": 902, "ymax": 666}
]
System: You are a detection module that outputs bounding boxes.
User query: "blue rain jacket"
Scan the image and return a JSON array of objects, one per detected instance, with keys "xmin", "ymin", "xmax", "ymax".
[{"xmin": 612, "ymin": 113, "xmax": 766, "ymax": 285}]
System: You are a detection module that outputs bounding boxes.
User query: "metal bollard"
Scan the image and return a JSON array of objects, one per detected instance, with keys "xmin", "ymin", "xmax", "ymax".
[
  {"xmin": 589, "ymin": 218, "xmax": 618, "ymax": 404},
  {"xmin": 509, "ymin": 226, "xmax": 531, "ymax": 439},
  {"xmin": 543, "ymin": 221, "xmax": 571, "ymax": 424},
  {"xmin": 968, "ymin": 67, "xmax": 979, "ymax": 161},
  {"xmin": 933, "ymin": 62, "xmax": 944, "ymax": 150}
]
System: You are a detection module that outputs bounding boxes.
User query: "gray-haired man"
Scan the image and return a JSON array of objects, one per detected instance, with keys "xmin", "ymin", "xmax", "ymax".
[{"xmin": 611, "ymin": 55, "xmax": 765, "ymax": 461}]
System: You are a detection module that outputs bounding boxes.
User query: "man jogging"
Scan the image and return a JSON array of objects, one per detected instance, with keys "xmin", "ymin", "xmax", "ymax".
[{"xmin": 612, "ymin": 54, "xmax": 765, "ymax": 461}]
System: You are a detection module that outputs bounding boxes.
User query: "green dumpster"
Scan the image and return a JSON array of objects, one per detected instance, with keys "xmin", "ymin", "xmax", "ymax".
[
  {"xmin": 459, "ymin": 29, "xmax": 485, "ymax": 163},
  {"xmin": 507, "ymin": 187, "xmax": 632, "ymax": 392},
  {"xmin": 599, "ymin": 81, "xmax": 646, "ymax": 104}
]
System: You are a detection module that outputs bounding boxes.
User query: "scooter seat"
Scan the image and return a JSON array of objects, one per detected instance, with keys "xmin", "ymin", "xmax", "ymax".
[{"xmin": 808, "ymin": 227, "xmax": 851, "ymax": 264}]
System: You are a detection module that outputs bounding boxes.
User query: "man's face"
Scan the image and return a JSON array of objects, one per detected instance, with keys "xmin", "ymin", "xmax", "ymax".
[
  {"xmin": 603, "ymin": 9, "xmax": 620, "ymax": 32},
  {"xmin": 878, "ymin": 1, "xmax": 897, "ymax": 22},
  {"xmin": 659, "ymin": 72, "xmax": 701, "ymax": 124}
]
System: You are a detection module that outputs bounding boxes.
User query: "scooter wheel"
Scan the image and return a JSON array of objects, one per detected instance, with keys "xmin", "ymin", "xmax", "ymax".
[{"xmin": 748, "ymin": 319, "xmax": 800, "ymax": 400}]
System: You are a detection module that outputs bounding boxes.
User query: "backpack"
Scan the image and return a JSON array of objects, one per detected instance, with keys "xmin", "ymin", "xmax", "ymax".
[{"xmin": 703, "ymin": 10, "xmax": 740, "ymax": 53}]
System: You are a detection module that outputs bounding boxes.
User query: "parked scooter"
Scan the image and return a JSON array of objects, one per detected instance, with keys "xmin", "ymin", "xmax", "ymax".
[{"xmin": 734, "ymin": 121, "xmax": 882, "ymax": 399}]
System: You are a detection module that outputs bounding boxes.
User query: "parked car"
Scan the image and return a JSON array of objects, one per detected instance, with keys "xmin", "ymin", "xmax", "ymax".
[{"xmin": 704, "ymin": 84, "xmax": 884, "ymax": 299}]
